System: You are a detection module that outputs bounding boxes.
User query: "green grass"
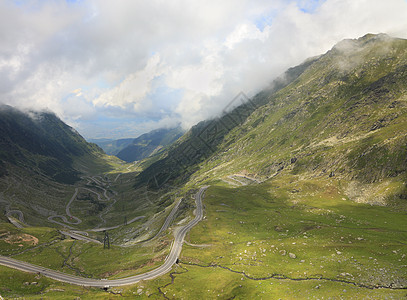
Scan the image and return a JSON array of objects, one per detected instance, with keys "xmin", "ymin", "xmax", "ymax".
[
  {"xmin": 3, "ymin": 226, "xmax": 172, "ymax": 280},
  {"xmin": 0, "ymin": 265, "xmax": 126, "ymax": 299},
  {"xmin": 0, "ymin": 224, "xmax": 61, "ymax": 256},
  {"xmin": 140, "ymin": 176, "xmax": 407, "ymax": 299},
  {"xmin": 1, "ymin": 175, "xmax": 406, "ymax": 299},
  {"xmin": 145, "ymin": 264, "xmax": 406, "ymax": 299}
]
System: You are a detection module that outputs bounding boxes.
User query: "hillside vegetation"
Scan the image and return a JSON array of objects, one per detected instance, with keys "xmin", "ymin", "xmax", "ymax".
[
  {"xmin": 0, "ymin": 105, "xmax": 107, "ymax": 184},
  {"xmin": 90, "ymin": 138, "xmax": 134, "ymax": 156},
  {"xmin": 138, "ymin": 33, "xmax": 407, "ymax": 207},
  {"xmin": 217, "ymin": 33, "xmax": 407, "ymax": 184},
  {"xmin": 116, "ymin": 127, "xmax": 184, "ymax": 163}
]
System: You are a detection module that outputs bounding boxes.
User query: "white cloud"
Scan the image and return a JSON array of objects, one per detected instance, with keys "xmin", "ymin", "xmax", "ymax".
[
  {"xmin": 224, "ymin": 23, "xmax": 268, "ymax": 49},
  {"xmin": 0, "ymin": 0, "xmax": 407, "ymax": 138},
  {"xmin": 93, "ymin": 54, "xmax": 163, "ymax": 110}
]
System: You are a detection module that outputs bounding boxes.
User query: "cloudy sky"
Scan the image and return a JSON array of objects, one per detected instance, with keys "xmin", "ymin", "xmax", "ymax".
[{"xmin": 1, "ymin": 0, "xmax": 407, "ymax": 139}]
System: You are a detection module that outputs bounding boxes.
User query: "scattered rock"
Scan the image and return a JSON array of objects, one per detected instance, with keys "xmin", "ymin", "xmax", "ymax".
[
  {"xmin": 289, "ymin": 253, "xmax": 296, "ymax": 259},
  {"xmin": 274, "ymin": 226, "xmax": 283, "ymax": 232},
  {"xmin": 279, "ymin": 250, "xmax": 286, "ymax": 256}
]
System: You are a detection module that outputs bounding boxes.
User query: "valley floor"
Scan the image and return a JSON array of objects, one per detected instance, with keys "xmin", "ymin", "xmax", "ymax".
[{"xmin": 0, "ymin": 170, "xmax": 406, "ymax": 299}]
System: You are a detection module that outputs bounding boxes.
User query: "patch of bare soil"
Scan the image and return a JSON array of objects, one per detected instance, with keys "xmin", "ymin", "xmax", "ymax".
[{"xmin": 3, "ymin": 233, "xmax": 39, "ymax": 246}]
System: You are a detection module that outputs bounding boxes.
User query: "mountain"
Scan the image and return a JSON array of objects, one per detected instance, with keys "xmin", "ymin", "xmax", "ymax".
[
  {"xmin": 209, "ymin": 34, "xmax": 407, "ymax": 184},
  {"xmin": 89, "ymin": 138, "xmax": 134, "ymax": 156},
  {"xmin": 136, "ymin": 34, "xmax": 407, "ymax": 203},
  {"xmin": 134, "ymin": 56, "xmax": 319, "ymax": 188},
  {"xmin": 91, "ymin": 127, "xmax": 184, "ymax": 162},
  {"xmin": 0, "ymin": 105, "xmax": 105, "ymax": 184},
  {"xmin": 115, "ymin": 127, "xmax": 184, "ymax": 163}
]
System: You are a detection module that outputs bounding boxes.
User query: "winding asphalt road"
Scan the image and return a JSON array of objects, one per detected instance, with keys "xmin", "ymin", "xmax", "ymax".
[
  {"xmin": 48, "ymin": 188, "xmax": 81, "ymax": 226},
  {"xmin": 0, "ymin": 186, "xmax": 208, "ymax": 287},
  {"xmin": 60, "ymin": 231, "xmax": 102, "ymax": 244},
  {"xmin": 153, "ymin": 198, "xmax": 183, "ymax": 238},
  {"xmin": 46, "ymin": 177, "xmax": 147, "ymax": 243},
  {"xmin": 48, "ymin": 179, "xmax": 114, "ymax": 229},
  {"xmin": 65, "ymin": 188, "xmax": 82, "ymax": 224},
  {"xmin": 227, "ymin": 174, "xmax": 260, "ymax": 186},
  {"xmin": 6, "ymin": 209, "xmax": 25, "ymax": 228},
  {"xmin": 89, "ymin": 215, "xmax": 146, "ymax": 232},
  {"xmin": 233, "ymin": 174, "xmax": 261, "ymax": 183}
]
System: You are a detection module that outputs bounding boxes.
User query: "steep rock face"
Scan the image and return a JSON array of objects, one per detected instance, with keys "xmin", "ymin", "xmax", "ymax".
[
  {"xmin": 135, "ymin": 34, "xmax": 407, "ymax": 198},
  {"xmin": 0, "ymin": 105, "xmax": 102, "ymax": 183}
]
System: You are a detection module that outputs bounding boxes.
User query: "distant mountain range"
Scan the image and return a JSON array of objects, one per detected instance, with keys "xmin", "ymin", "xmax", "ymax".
[
  {"xmin": 89, "ymin": 137, "xmax": 134, "ymax": 156},
  {"xmin": 91, "ymin": 127, "xmax": 184, "ymax": 162}
]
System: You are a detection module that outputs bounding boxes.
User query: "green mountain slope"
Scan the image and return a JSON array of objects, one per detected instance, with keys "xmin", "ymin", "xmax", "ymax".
[
  {"xmin": 134, "ymin": 58, "xmax": 319, "ymax": 189},
  {"xmin": 116, "ymin": 127, "xmax": 184, "ymax": 162},
  {"xmin": 0, "ymin": 105, "xmax": 108, "ymax": 184},
  {"xmin": 90, "ymin": 138, "xmax": 134, "ymax": 156},
  {"xmin": 137, "ymin": 33, "xmax": 407, "ymax": 204},
  {"xmin": 217, "ymin": 33, "xmax": 407, "ymax": 182},
  {"xmin": 0, "ymin": 105, "xmax": 119, "ymax": 227},
  {"xmin": 91, "ymin": 127, "xmax": 184, "ymax": 161}
]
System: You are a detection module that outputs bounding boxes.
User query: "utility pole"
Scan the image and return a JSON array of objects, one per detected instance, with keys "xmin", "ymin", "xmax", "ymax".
[{"xmin": 103, "ymin": 230, "xmax": 110, "ymax": 249}]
